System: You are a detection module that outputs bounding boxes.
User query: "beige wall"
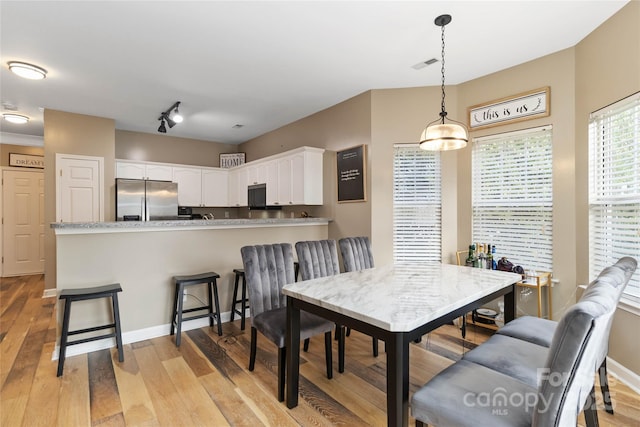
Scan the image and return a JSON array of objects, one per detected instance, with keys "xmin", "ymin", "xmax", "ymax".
[
  {"xmin": 574, "ymin": 1, "xmax": 640, "ymax": 374},
  {"xmin": 43, "ymin": 110, "xmax": 116, "ymax": 291},
  {"xmin": 457, "ymin": 48, "xmax": 577, "ymax": 320},
  {"xmin": 115, "ymin": 130, "xmax": 235, "ymax": 167},
  {"xmin": 0, "ymin": 144, "xmax": 44, "ymax": 167},
  {"xmin": 240, "ymin": 92, "xmax": 373, "ymax": 245}
]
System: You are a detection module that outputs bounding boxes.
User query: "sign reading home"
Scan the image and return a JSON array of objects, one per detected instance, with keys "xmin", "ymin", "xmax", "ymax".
[
  {"xmin": 468, "ymin": 87, "xmax": 550, "ymax": 130},
  {"xmin": 219, "ymin": 152, "xmax": 245, "ymax": 168},
  {"xmin": 337, "ymin": 144, "xmax": 366, "ymax": 203},
  {"xmin": 9, "ymin": 153, "xmax": 44, "ymax": 169}
]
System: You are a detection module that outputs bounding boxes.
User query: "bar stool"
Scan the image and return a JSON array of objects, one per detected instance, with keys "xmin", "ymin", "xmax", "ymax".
[
  {"xmin": 170, "ymin": 272, "xmax": 222, "ymax": 346},
  {"xmin": 57, "ymin": 283, "xmax": 124, "ymax": 377},
  {"xmin": 230, "ymin": 269, "xmax": 249, "ymax": 330}
]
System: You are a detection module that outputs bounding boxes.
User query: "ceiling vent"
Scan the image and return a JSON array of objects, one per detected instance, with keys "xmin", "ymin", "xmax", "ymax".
[{"xmin": 412, "ymin": 58, "xmax": 439, "ymax": 70}]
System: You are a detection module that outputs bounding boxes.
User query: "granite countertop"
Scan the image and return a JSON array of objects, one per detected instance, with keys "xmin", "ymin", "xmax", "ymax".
[{"xmin": 51, "ymin": 217, "xmax": 332, "ymax": 233}]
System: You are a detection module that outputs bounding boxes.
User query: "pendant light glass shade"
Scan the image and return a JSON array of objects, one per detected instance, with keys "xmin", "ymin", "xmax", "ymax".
[
  {"xmin": 419, "ymin": 14, "xmax": 468, "ymax": 151},
  {"xmin": 419, "ymin": 121, "xmax": 468, "ymax": 151}
]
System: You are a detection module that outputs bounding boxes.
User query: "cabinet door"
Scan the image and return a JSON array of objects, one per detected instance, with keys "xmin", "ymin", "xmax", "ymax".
[
  {"xmin": 265, "ymin": 160, "xmax": 279, "ymax": 204},
  {"xmin": 173, "ymin": 167, "xmax": 202, "ymax": 206},
  {"xmin": 202, "ymin": 169, "xmax": 228, "ymax": 207},
  {"xmin": 116, "ymin": 162, "xmax": 145, "ymax": 179},
  {"xmin": 228, "ymin": 168, "xmax": 248, "ymax": 207},
  {"xmin": 290, "ymin": 153, "xmax": 306, "ymax": 205},
  {"xmin": 145, "ymin": 164, "xmax": 173, "ymax": 181},
  {"xmin": 277, "ymin": 158, "xmax": 292, "ymax": 205}
]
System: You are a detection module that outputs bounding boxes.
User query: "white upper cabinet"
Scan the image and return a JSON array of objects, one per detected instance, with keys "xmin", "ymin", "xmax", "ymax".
[
  {"xmin": 173, "ymin": 166, "xmax": 202, "ymax": 206},
  {"xmin": 228, "ymin": 167, "xmax": 248, "ymax": 207},
  {"xmin": 202, "ymin": 168, "xmax": 228, "ymax": 207},
  {"xmin": 116, "ymin": 161, "xmax": 172, "ymax": 181}
]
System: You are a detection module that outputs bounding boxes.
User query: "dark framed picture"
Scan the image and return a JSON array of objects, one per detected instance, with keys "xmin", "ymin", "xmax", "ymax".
[
  {"xmin": 336, "ymin": 144, "xmax": 366, "ymax": 203},
  {"xmin": 219, "ymin": 152, "xmax": 245, "ymax": 168}
]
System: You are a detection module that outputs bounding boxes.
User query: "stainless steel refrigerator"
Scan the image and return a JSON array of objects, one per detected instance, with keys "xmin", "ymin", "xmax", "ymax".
[{"xmin": 116, "ymin": 179, "xmax": 179, "ymax": 221}]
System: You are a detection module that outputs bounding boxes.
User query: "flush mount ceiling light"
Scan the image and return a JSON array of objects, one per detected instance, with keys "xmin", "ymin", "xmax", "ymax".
[
  {"xmin": 7, "ymin": 61, "xmax": 47, "ymax": 80},
  {"xmin": 2, "ymin": 113, "xmax": 29, "ymax": 124},
  {"xmin": 157, "ymin": 101, "xmax": 182, "ymax": 133},
  {"xmin": 419, "ymin": 14, "xmax": 468, "ymax": 151}
]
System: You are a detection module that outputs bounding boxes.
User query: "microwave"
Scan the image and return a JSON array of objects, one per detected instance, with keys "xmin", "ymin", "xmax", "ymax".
[{"xmin": 248, "ymin": 183, "xmax": 281, "ymax": 210}]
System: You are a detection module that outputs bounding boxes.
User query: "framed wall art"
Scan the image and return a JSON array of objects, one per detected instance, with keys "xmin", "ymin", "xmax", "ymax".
[
  {"xmin": 468, "ymin": 87, "xmax": 550, "ymax": 130},
  {"xmin": 219, "ymin": 152, "xmax": 245, "ymax": 168},
  {"xmin": 336, "ymin": 144, "xmax": 366, "ymax": 203}
]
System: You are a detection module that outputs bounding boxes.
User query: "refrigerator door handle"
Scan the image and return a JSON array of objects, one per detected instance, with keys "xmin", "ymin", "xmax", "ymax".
[{"xmin": 141, "ymin": 198, "xmax": 146, "ymax": 221}]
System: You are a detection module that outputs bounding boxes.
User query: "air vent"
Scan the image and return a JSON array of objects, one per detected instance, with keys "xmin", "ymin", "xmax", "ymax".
[
  {"xmin": 2, "ymin": 102, "xmax": 18, "ymax": 111},
  {"xmin": 412, "ymin": 58, "xmax": 438, "ymax": 70},
  {"xmin": 232, "ymin": 124, "xmax": 244, "ymax": 129}
]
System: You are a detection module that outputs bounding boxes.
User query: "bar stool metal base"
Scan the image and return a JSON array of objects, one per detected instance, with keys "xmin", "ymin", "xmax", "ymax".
[
  {"xmin": 171, "ymin": 272, "xmax": 222, "ymax": 346},
  {"xmin": 57, "ymin": 283, "xmax": 124, "ymax": 377}
]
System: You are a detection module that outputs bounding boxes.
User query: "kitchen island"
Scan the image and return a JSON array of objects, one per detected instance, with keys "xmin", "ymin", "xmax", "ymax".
[{"xmin": 51, "ymin": 218, "xmax": 330, "ymax": 357}]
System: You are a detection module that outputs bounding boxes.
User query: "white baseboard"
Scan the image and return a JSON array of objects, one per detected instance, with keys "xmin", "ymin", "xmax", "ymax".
[
  {"xmin": 42, "ymin": 288, "xmax": 57, "ymax": 298},
  {"xmin": 51, "ymin": 309, "xmax": 247, "ymax": 360},
  {"xmin": 607, "ymin": 357, "xmax": 640, "ymax": 395}
]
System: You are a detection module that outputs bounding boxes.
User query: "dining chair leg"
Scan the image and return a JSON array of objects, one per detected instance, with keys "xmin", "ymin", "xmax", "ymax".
[
  {"xmin": 416, "ymin": 421, "xmax": 426, "ymax": 427},
  {"xmin": 324, "ymin": 331, "xmax": 333, "ymax": 379},
  {"xmin": 583, "ymin": 385, "xmax": 600, "ymax": 427},
  {"xmin": 599, "ymin": 359, "xmax": 614, "ymax": 414},
  {"xmin": 372, "ymin": 337, "xmax": 379, "ymax": 357},
  {"xmin": 303, "ymin": 338, "xmax": 310, "ymax": 352},
  {"xmin": 278, "ymin": 346, "xmax": 286, "ymax": 402},
  {"xmin": 249, "ymin": 327, "xmax": 258, "ymax": 371}
]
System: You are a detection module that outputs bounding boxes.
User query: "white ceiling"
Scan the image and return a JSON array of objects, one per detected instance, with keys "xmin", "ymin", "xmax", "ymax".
[{"xmin": 0, "ymin": 1, "xmax": 629, "ymax": 145}]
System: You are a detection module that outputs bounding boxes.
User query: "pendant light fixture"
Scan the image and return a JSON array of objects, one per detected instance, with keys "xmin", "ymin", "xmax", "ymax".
[{"xmin": 419, "ymin": 14, "xmax": 468, "ymax": 151}]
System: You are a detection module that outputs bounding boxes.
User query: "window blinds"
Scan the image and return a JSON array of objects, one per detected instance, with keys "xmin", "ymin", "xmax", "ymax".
[
  {"xmin": 472, "ymin": 126, "xmax": 553, "ymax": 272},
  {"xmin": 589, "ymin": 92, "xmax": 640, "ymax": 301},
  {"xmin": 393, "ymin": 145, "xmax": 441, "ymax": 263}
]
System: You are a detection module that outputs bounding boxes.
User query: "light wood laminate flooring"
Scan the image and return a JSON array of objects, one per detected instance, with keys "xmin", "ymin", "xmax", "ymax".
[{"xmin": 1, "ymin": 274, "xmax": 639, "ymax": 426}]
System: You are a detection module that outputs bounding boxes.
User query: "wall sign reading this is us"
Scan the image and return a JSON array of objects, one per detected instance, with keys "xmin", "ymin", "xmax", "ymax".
[{"xmin": 468, "ymin": 87, "xmax": 550, "ymax": 130}]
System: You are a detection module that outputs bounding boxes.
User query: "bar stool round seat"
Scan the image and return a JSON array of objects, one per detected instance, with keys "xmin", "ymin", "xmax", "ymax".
[
  {"xmin": 170, "ymin": 272, "xmax": 222, "ymax": 346},
  {"xmin": 230, "ymin": 269, "xmax": 249, "ymax": 330},
  {"xmin": 57, "ymin": 283, "xmax": 124, "ymax": 377}
]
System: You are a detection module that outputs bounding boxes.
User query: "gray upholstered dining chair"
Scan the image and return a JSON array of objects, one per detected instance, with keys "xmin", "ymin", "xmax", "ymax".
[
  {"xmin": 295, "ymin": 239, "xmax": 345, "ymax": 372},
  {"xmin": 411, "ymin": 256, "xmax": 637, "ymax": 427},
  {"xmin": 240, "ymin": 243, "xmax": 335, "ymax": 402},
  {"xmin": 495, "ymin": 256, "xmax": 638, "ymax": 415},
  {"xmin": 338, "ymin": 236, "xmax": 379, "ymax": 356}
]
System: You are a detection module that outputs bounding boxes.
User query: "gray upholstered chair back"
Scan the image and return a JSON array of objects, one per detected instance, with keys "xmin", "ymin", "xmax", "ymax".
[
  {"xmin": 295, "ymin": 240, "xmax": 340, "ymax": 281},
  {"xmin": 533, "ymin": 256, "xmax": 636, "ymax": 426},
  {"xmin": 339, "ymin": 236, "xmax": 374, "ymax": 272},
  {"xmin": 240, "ymin": 243, "xmax": 296, "ymax": 319}
]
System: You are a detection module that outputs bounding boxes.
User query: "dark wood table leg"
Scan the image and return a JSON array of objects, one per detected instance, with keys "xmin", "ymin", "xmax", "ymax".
[
  {"xmin": 386, "ymin": 332, "xmax": 410, "ymax": 427},
  {"xmin": 504, "ymin": 283, "xmax": 516, "ymax": 322},
  {"xmin": 286, "ymin": 297, "xmax": 301, "ymax": 409}
]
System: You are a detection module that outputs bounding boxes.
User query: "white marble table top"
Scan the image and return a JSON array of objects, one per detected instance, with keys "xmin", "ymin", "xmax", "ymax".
[{"xmin": 282, "ymin": 263, "xmax": 522, "ymax": 332}]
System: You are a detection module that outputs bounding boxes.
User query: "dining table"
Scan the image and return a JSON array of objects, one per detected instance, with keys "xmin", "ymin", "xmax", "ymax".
[{"xmin": 284, "ymin": 262, "xmax": 522, "ymax": 427}]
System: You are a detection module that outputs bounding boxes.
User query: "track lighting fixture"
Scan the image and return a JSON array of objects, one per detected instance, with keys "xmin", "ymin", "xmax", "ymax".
[{"xmin": 157, "ymin": 101, "xmax": 182, "ymax": 133}]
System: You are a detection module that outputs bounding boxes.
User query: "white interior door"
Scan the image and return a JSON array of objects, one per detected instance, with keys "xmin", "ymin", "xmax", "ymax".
[
  {"xmin": 2, "ymin": 169, "xmax": 45, "ymax": 276},
  {"xmin": 56, "ymin": 154, "xmax": 104, "ymax": 222}
]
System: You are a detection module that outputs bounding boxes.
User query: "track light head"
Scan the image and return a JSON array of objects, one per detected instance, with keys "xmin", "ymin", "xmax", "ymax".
[
  {"xmin": 173, "ymin": 105, "xmax": 183, "ymax": 123},
  {"xmin": 157, "ymin": 101, "xmax": 182, "ymax": 132},
  {"xmin": 158, "ymin": 119, "xmax": 167, "ymax": 133}
]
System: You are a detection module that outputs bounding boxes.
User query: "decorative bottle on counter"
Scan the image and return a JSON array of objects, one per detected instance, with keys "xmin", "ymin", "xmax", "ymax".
[
  {"xmin": 478, "ymin": 244, "xmax": 487, "ymax": 269},
  {"xmin": 486, "ymin": 244, "xmax": 493, "ymax": 269},
  {"xmin": 491, "ymin": 245, "xmax": 498, "ymax": 270},
  {"xmin": 465, "ymin": 244, "xmax": 477, "ymax": 267}
]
